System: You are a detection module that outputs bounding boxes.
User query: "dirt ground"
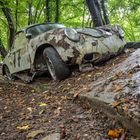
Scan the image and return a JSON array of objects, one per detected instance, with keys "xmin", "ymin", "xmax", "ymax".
[{"xmin": 0, "ymin": 51, "xmax": 138, "ymax": 140}]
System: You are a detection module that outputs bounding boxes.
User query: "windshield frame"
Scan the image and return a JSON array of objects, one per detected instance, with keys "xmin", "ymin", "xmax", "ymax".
[{"xmin": 25, "ymin": 23, "xmax": 65, "ymax": 38}]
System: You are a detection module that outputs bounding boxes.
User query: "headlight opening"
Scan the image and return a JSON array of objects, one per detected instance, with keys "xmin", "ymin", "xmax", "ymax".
[{"xmin": 64, "ymin": 28, "xmax": 80, "ymax": 42}]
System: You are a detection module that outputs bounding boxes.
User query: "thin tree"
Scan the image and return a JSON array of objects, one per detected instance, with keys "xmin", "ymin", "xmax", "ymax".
[
  {"xmin": 33, "ymin": 0, "xmax": 42, "ymax": 23},
  {"xmin": 15, "ymin": 0, "xmax": 19, "ymax": 31},
  {"xmin": 86, "ymin": 0, "xmax": 103, "ymax": 27},
  {"xmin": 100, "ymin": 0, "xmax": 109, "ymax": 25},
  {"xmin": 0, "ymin": 38, "xmax": 7, "ymax": 58},
  {"xmin": 0, "ymin": 0, "xmax": 15, "ymax": 51},
  {"xmin": 28, "ymin": 0, "xmax": 33, "ymax": 25},
  {"xmin": 46, "ymin": 0, "xmax": 50, "ymax": 22},
  {"xmin": 55, "ymin": 0, "xmax": 59, "ymax": 23}
]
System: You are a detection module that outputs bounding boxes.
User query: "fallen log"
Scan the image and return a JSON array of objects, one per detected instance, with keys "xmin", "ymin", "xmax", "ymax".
[{"xmin": 125, "ymin": 42, "xmax": 140, "ymax": 49}]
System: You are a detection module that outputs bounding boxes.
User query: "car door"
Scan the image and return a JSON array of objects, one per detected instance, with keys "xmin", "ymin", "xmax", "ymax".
[{"xmin": 11, "ymin": 31, "xmax": 31, "ymax": 73}]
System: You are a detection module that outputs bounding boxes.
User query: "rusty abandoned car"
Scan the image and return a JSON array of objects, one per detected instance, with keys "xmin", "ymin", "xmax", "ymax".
[{"xmin": 2, "ymin": 23, "xmax": 126, "ymax": 82}]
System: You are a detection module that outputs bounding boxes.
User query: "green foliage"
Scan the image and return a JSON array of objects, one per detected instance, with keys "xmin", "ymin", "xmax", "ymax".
[
  {"xmin": 0, "ymin": 0, "xmax": 139, "ymax": 50},
  {"xmin": 108, "ymin": 0, "xmax": 140, "ymax": 41}
]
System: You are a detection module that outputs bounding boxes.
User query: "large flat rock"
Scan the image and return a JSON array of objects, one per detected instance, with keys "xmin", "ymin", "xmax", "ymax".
[{"xmin": 79, "ymin": 49, "xmax": 140, "ymax": 137}]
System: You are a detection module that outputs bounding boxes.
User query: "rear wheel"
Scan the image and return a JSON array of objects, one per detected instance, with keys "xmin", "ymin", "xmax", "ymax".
[
  {"xmin": 3, "ymin": 65, "xmax": 14, "ymax": 80},
  {"xmin": 43, "ymin": 47, "xmax": 70, "ymax": 80}
]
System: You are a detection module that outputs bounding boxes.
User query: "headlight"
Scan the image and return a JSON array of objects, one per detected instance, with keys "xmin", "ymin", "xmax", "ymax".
[
  {"xmin": 115, "ymin": 25, "xmax": 125, "ymax": 38},
  {"xmin": 64, "ymin": 28, "xmax": 80, "ymax": 42},
  {"xmin": 118, "ymin": 27, "xmax": 125, "ymax": 38}
]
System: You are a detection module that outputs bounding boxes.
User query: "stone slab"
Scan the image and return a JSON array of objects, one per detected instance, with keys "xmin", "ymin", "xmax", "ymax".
[{"xmin": 79, "ymin": 49, "xmax": 140, "ymax": 137}]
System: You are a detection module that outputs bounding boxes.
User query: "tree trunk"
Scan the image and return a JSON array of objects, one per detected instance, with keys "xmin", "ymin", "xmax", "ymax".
[
  {"xmin": 0, "ymin": 1, "xmax": 15, "ymax": 50},
  {"xmin": 33, "ymin": 0, "xmax": 42, "ymax": 23},
  {"xmin": 28, "ymin": 0, "xmax": 33, "ymax": 25},
  {"xmin": 46, "ymin": 0, "xmax": 50, "ymax": 22},
  {"xmin": 15, "ymin": 0, "xmax": 18, "ymax": 31},
  {"xmin": 36, "ymin": 4, "xmax": 44, "ymax": 23},
  {"xmin": 0, "ymin": 39, "xmax": 7, "ymax": 58},
  {"xmin": 82, "ymin": 0, "xmax": 86, "ymax": 28},
  {"xmin": 101, "ymin": 0, "xmax": 109, "ymax": 25},
  {"xmin": 86, "ymin": 0, "xmax": 103, "ymax": 27},
  {"xmin": 125, "ymin": 42, "xmax": 140, "ymax": 49},
  {"xmin": 55, "ymin": 0, "xmax": 59, "ymax": 23}
]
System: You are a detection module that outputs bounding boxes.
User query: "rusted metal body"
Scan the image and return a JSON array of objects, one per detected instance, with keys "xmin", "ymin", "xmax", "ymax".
[{"xmin": 2, "ymin": 23, "xmax": 126, "ymax": 81}]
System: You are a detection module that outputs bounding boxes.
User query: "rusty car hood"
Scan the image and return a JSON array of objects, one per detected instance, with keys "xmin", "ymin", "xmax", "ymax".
[
  {"xmin": 76, "ymin": 25, "xmax": 124, "ymax": 38},
  {"xmin": 76, "ymin": 28, "xmax": 105, "ymax": 38}
]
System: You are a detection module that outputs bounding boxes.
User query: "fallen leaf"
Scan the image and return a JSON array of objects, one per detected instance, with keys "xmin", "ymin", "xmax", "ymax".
[
  {"xmin": 111, "ymin": 101, "xmax": 122, "ymax": 107},
  {"xmin": 77, "ymin": 78, "xmax": 81, "ymax": 81},
  {"xmin": 42, "ymin": 133, "xmax": 60, "ymax": 140},
  {"xmin": 111, "ymin": 99, "xmax": 129, "ymax": 107},
  {"xmin": 114, "ymin": 84, "xmax": 124, "ymax": 92},
  {"xmin": 39, "ymin": 102, "xmax": 47, "ymax": 107},
  {"xmin": 87, "ymin": 74, "xmax": 92, "ymax": 77},
  {"xmin": 17, "ymin": 125, "xmax": 29, "ymax": 130},
  {"xmin": 43, "ymin": 90, "xmax": 49, "ymax": 94},
  {"xmin": 119, "ymin": 128, "xmax": 125, "ymax": 134},
  {"xmin": 120, "ymin": 129, "xmax": 126, "ymax": 140},
  {"xmin": 61, "ymin": 96, "xmax": 68, "ymax": 100},
  {"xmin": 73, "ymin": 92, "xmax": 80, "ymax": 98},
  {"xmin": 27, "ymin": 107, "xmax": 33, "ymax": 112},
  {"xmin": 123, "ymin": 106, "xmax": 129, "ymax": 111},
  {"xmin": 60, "ymin": 125, "xmax": 66, "ymax": 139},
  {"xmin": 62, "ymin": 87, "xmax": 70, "ymax": 92},
  {"xmin": 26, "ymin": 129, "xmax": 44, "ymax": 138},
  {"xmin": 4, "ymin": 106, "xmax": 7, "ymax": 110},
  {"xmin": 75, "ymin": 133, "xmax": 80, "ymax": 140},
  {"xmin": 54, "ymin": 107, "xmax": 62, "ymax": 116},
  {"xmin": 31, "ymin": 90, "xmax": 35, "ymax": 93},
  {"xmin": 108, "ymin": 129, "xmax": 119, "ymax": 138},
  {"xmin": 67, "ymin": 83, "xmax": 71, "ymax": 86},
  {"xmin": 46, "ymin": 96, "xmax": 52, "ymax": 100},
  {"xmin": 115, "ymin": 71, "xmax": 125, "ymax": 78},
  {"xmin": 39, "ymin": 110, "xmax": 45, "ymax": 115},
  {"xmin": 73, "ymin": 85, "xmax": 88, "ymax": 99}
]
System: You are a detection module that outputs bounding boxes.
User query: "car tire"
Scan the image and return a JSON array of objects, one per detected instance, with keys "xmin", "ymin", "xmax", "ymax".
[
  {"xmin": 3, "ymin": 65, "xmax": 15, "ymax": 80},
  {"xmin": 43, "ymin": 47, "xmax": 70, "ymax": 80}
]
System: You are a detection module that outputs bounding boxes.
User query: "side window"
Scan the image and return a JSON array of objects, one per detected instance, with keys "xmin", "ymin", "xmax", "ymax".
[{"xmin": 14, "ymin": 32, "xmax": 26, "ymax": 49}]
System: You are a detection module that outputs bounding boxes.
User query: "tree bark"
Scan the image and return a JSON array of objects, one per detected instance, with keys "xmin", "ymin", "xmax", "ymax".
[
  {"xmin": 15, "ymin": 0, "xmax": 18, "ymax": 31},
  {"xmin": 0, "ymin": 1, "xmax": 15, "ymax": 50},
  {"xmin": 55, "ymin": 0, "xmax": 59, "ymax": 23},
  {"xmin": 86, "ymin": 0, "xmax": 103, "ymax": 27},
  {"xmin": 46, "ymin": 0, "xmax": 50, "ymax": 22},
  {"xmin": 101, "ymin": 0, "xmax": 109, "ymax": 25},
  {"xmin": 0, "ymin": 39, "xmax": 7, "ymax": 58},
  {"xmin": 125, "ymin": 42, "xmax": 140, "ymax": 49},
  {"xmin": 28, "ymin": 0, "xmax": 33, "ymax": 25},
  {"xmin": 36, "ymin": 4, "xmax": 44, "ymax": 23},
  {"xmin": 33, "ymin": 0, "xmax": 42, "ymax": 23},
  {"xmin": 82, "ymin": 0, "xmax": 86, "ymax": 28}
]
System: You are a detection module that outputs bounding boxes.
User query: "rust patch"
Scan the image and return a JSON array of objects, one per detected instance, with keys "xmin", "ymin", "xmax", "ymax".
[
  {"xmin": 51, "ymin": 29, "xmax": 64, "ymax": 35},
  {"xmin": 44, "ymin": 34, "xmax": 49, "ymax": 40},
  {"xmin": 57, "ymin": 37, "xmax": 71, "ymax": 49},
  {"xmin": 71, "ymin": 47, "xmax": 80, "ymax": 63},
  {"xmin": 49, "ymin": 37, "xmax": 57, "ymax": 45}
]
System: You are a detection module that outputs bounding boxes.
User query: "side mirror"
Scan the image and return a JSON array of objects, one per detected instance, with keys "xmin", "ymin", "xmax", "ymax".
[{"xmin": 26, "ymin": 33, "xmax": 32, "ymax": 39}]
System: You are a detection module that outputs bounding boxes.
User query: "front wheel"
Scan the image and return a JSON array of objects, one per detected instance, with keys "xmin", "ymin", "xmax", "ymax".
[{"xmin": 43, "ymin": 47, "xmax": 71, "ymax": 80}]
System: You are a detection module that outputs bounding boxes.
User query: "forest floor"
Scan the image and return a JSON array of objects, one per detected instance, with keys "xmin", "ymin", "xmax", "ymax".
[{"xmin": 0, "ymin": 50, "xmax": 139, "ymax": 140}]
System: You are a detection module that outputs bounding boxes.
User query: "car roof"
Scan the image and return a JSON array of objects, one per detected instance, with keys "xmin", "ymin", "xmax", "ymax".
[
  {"xmin": 16, "ymin": 23, "xmax": 65, "ymax": 35},
  {"xmin": 25, "ymin": 22, "xmax": 64, "ymax": 30}
]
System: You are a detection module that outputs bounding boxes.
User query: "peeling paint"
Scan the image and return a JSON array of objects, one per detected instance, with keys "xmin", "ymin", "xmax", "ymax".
[{"xmin": 3, "ymin": 24, "xmax": 126, "ymax": 75}]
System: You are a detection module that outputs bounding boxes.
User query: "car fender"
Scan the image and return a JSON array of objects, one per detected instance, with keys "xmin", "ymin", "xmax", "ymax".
[{"xmin": 28, "ymin": 29, "xmax": 76, "ymax": 65}]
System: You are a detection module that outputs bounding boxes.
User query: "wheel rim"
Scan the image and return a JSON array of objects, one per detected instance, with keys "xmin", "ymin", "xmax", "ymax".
[{"xmin": 46, "ymin": 57, "xmax": 57, "ymax": 80}]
